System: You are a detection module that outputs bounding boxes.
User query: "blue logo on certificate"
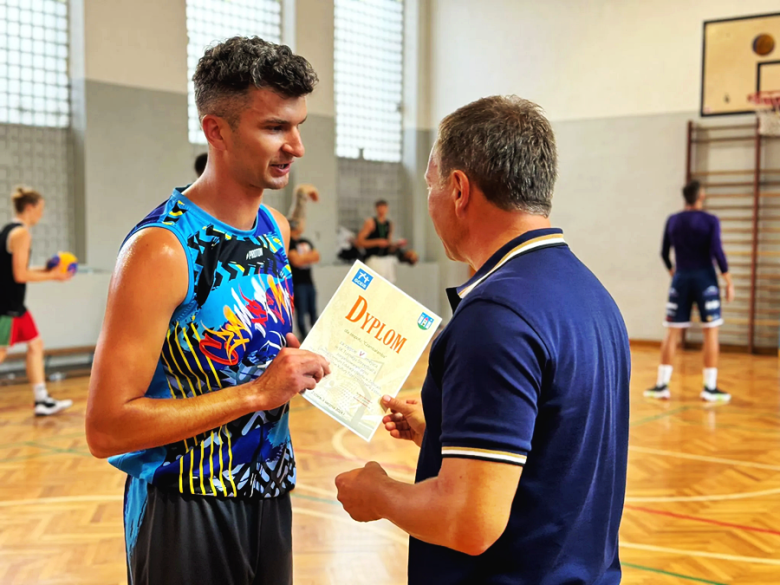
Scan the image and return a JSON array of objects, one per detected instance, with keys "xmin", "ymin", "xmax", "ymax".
[
  {"xmin": 353, "ymin": 269, "xmax": 373, "ymax": 290},
  {"xmin": 418, "ymin": 312, "xmax": 434, "ymax": 330}
]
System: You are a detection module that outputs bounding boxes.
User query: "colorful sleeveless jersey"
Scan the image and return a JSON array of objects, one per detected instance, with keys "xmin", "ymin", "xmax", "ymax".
[{"xmin": 109, "ymin": 188, "xmax": 295, "ymax": 499}]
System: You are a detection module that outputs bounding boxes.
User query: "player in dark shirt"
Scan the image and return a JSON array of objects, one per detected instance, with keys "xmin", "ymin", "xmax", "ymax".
[
  {"xmin": 288, "ymin": 219, "xmax": 320, "ymax": 339},
  {"xmin": 0, "ymin": 186, "xmax": 73, "ymax": 415},
  {"xmin": 645, "ymin": 180, "xmax": 734, "ymax": 402}
]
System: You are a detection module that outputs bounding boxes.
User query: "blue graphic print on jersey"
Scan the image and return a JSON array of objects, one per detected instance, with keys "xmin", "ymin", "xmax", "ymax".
[{"xmin": 109, "ymin": 187, "xmax": 295, "ymax": 498}]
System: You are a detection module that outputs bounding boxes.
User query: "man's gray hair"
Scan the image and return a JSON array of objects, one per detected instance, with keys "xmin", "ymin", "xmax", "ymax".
[{"xmin": 435, "ymin": 95, "xmax": 557, "ymax": 217}]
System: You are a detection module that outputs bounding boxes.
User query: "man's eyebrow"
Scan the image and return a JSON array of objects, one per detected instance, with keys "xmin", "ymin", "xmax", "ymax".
[{"xmin": 262, "ymin": 116, "xmax": 308, "ymax": 125}]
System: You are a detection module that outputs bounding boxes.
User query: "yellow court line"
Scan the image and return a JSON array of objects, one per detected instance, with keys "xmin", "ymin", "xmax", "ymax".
[
  {"xmin": 294, "ymin": 483, "xmax": 337, "ymax": 499},
  {"xmin": 625, "ymin": 486, "xmax": 780, "ymax": 503},
  {"xmin": 292, "ymin": 506, "xmax": 408, "ymax": 545},
  {"xmin": 0, "ymin": 495, "xmax": 123, "ymax": 507},
  {"xmin": 0, "ymin": 493, "xmax": 409, "ymax": 546},
  {"xmin": 630, "ymin": 445, "xmax": 780, "ymax": 472},
  {"xmin": 621, "ymin": 542, "xmax": 780, "ymax": 566}
]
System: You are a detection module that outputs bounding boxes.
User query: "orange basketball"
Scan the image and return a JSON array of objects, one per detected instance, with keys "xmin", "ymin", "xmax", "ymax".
[{"xmin": 753, "ymin": 33, "xmax": 775, "ymax": 56}]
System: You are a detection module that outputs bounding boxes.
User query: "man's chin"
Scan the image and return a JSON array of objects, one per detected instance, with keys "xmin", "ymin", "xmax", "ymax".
[{"xmin": 263, "ymin": 175, "xmax": 291, "ymax": 191}]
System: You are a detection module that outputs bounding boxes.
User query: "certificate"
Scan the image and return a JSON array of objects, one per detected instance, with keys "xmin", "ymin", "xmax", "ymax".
[{"xmin": 300, "ymin": 261, "xmax": 441, "ymax": 441}]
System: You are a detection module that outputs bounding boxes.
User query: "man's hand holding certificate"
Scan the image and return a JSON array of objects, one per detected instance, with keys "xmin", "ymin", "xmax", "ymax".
[{"xmin": 300, "ymin": 261, "xmax": 441, "ymax": 440}]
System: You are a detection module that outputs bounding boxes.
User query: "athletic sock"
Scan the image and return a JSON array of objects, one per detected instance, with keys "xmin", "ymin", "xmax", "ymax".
[
  {"xmin": 32, "ymin": 383, "xmax": 48, "ymax": 402},
  {"xmin": 657, "ymin": 365, "xmax": 673, "ymax": 387},
  {"xmin": 703, "ymin": 368, "xmax": 718, "ymax": 391}
]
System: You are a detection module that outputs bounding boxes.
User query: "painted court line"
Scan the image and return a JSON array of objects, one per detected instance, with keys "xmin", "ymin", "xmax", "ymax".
[
  {"xmin": 630, "ymin": 405, "xmax": 694, "ymax": 427},
  {"xmin": 621, "ymin": 542, "xmax": 780, "ymax": 566},
  {"xmin": 625, "ymin": 485, "xmax": 780, "ymax": 503},
  {"xmin": 0, "ymin": 493, "xmax": 760, "ymax": 580},
  {"xmin": 629, "ymin": 445, "xmax": 780, "ymax": 472},
  {"xmin": 624, "ymin": 505, "xmax": 780, "ymax": 536},
  {"xmin": 622, "ymin": 562, "xmax": 727, "ymax": 585}
]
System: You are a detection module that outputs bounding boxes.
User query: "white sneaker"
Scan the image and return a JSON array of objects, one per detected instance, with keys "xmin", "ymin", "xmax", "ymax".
[
  {"xmin": 34, "ymin": 396, "xmax": 73, "ymax": 416},
  {"xmin": 643, "ymin": 384, "xmax": 671, "ymax": 399},
  {"xmin": 700, "ymin": 387, "xmax": 731, "ymax": 403}
]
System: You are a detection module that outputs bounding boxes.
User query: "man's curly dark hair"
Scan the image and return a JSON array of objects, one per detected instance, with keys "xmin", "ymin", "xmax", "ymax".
[{"xmin": 193, "ymin": 36, "xmax": 318, "ymax": 128}]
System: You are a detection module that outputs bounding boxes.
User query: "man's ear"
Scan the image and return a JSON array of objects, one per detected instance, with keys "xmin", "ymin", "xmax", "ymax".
[
  {"xmin": 451, "ymin": 170, "xmax": 471, "ymax": 218},
  {"xmin": 202, "ymin": 115, "xmax": 230, "ymax": 151}
]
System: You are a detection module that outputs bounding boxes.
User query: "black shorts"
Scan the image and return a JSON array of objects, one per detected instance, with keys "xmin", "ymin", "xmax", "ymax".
[
  {"xmin": 664, "ymin": 268, "xmax": 723, "ymax": 328},
  {"xmin": 124, "ymin": 476, "xmax": 292, "ymax": 585}
]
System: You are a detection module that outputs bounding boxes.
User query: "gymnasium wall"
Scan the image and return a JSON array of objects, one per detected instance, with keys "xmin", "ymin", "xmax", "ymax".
[
  {"xmin": 10, "ymin": 0, "xmax": 446, "ymax": 352},
  {"xmin": 429, "ymin": 0, "xmax": 779, "ymax": 340}
]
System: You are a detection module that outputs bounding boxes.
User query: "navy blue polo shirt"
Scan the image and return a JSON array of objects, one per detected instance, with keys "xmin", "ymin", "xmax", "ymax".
[{"xmin": 410, "ymin": 228, "xmax": 630, "ymax": 585}]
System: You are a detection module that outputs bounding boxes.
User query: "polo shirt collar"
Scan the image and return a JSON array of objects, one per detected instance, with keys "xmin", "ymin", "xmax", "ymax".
[{"xmin": 446, "ymin": 228, "xmax": 567, "ymax": 311}]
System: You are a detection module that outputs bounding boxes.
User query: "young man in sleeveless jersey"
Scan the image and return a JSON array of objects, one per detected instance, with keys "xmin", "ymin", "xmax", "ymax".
[{"xmin": 86, "ymin": 37, "xmax": 330, "ymax": 584}]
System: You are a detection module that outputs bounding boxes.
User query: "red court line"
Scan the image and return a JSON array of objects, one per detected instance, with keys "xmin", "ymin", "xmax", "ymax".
[
  {"xmin": 294, "ymin": 448, "xmax": 417, "ymax": 472},
  {"xmin": 625, "ymin": 504, "xmax": 780, "ymax": 536}
]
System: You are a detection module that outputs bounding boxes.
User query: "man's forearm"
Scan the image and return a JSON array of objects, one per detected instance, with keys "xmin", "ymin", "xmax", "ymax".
[
  {"xmin": 373, "ymin": 475, "xmax": 472, "ymax": 552},
  {"xmin": 87, "ymin": 384, "xmax": 258, "ymax": 459}
]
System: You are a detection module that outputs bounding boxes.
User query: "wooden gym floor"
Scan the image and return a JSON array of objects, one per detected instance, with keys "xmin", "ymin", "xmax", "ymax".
[{"xmin": 0, "ymin": 345, "xmax": 779, "ymax": 584}]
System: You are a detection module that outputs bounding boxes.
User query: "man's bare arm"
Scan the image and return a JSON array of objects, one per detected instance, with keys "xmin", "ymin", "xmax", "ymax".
[
  {"xmin": 336, "ymin": 457, "xmax": 521, "ymax": 556},
  {"xmin": 85, "ymin": 228, "xmax": 329, "ymax": 459}
]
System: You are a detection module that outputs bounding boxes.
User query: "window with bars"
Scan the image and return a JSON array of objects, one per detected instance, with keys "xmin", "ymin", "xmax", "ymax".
[
  {"xmin": 335, "ymin": 0, "xmax": 403, "ymax": 163},
  {"xmin": 0, "ymin": 0, "xmax": 69, "ymax": 128},
  {"xmin": 186, "ymin": 0, "xmax": 282, "ymax": 144}
]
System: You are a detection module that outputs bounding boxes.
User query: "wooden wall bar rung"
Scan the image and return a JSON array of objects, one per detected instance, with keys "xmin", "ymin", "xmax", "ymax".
[
  {"xmin": 706, "ymin": 193, "xmax": 753, "ymax": 198},
  {"xmin": 693, "ymin": 123, "xmax": 755, "ymax": 131},
  {"xmin": 692, "ymin": 136, "xmax": 756, "ymax": 144},
  {"xmin": 692, "ymin": 168, "xmax": 780, "ymax": 176},
  {"xmin": 728, "ymin": 251, "xmax": 780, "ymax": 257}
]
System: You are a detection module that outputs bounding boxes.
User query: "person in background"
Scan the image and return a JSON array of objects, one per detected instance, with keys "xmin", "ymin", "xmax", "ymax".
[
  {"xmin": 0, "ymin": 186, "xmax": 73, "ymax": 416},
  {"xmin": 645, "ymin": 179, "xmax": 734, "ymax": 402},
  {"xmin": 287, "ymin": 184, "xmax": 321, "ymax": 339},
  {"xmin": 355, "ymin": 199, "xmax": 407, "ymax": 283}
]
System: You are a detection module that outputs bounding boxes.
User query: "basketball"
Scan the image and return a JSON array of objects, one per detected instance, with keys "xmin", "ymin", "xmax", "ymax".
[
  {"xmin": 46, "ymin": 251, "xmax": 78, "ymax": 274},
  {"xmin": 752, "ymin": 33, "xmax": 775, "ymax": 56}
]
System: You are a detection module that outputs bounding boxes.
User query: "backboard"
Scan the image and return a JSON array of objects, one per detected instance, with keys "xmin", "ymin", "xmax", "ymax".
[{"xmin": 701, "ymin": 12, "xmax": 780, "ymax": 116}]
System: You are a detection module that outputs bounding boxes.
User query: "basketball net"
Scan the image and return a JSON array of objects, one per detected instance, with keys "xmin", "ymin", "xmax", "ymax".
[{"xmin": 748, "ymin": 91, "xmax": 780, "ymax": 136}]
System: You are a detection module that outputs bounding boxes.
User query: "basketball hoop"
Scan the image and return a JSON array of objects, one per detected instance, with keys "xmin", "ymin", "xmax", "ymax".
[{"xmin": 748, "ymin": 91, "xmax": 780, "ymax": 136}]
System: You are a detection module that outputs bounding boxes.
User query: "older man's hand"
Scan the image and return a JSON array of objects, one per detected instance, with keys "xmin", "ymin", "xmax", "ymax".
[{"xmin": 335, "ymin": 461, "xmax": 389, "ymax": 522}]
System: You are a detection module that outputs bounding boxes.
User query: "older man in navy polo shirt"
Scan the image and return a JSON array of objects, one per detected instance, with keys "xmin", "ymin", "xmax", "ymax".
[{"xmin": 335, "ymin": 96, "xmax": 630, "ymax": 585}]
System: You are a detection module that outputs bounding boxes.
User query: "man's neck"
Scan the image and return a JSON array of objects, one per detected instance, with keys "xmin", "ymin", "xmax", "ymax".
[
  {"xmin": 464, "ymin": 213, "xmax": 552, "ymax": 273},
  {"xmin": 13, "ymin": 215, "xmax": 29, "ymax": 227},
  {"xmin": 184, "ymin": 165, "xmax": 263, "ymax": 231},
  {"xmin": 684, "ymin": 202, "xmax": 704, "ymax": 211}
]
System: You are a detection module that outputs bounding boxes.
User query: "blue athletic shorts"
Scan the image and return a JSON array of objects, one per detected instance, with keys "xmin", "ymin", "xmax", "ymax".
[{"xmin": 664, "ymin": 268, "xmax": 723, "ymax": 328}]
